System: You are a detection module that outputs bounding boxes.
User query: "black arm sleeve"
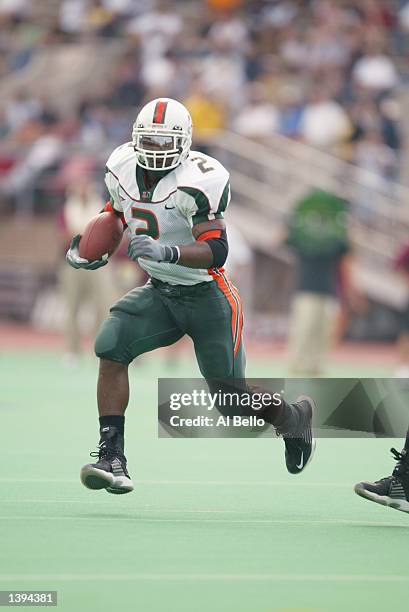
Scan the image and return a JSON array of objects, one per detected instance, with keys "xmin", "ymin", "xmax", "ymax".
[{"xmin": 205, "ymin": 229, "xmax": 229, "ymax": 267}]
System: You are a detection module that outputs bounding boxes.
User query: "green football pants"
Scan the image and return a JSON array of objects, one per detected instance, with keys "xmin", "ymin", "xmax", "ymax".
[{"xmin": 94, "ymin": 275, "xmax": 246, "ymax": 379}]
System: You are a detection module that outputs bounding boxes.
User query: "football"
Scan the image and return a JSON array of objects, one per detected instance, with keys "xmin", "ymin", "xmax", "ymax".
[{"xmin": 78, "ymin": 211, "xmax": 123, "ymax": 261}]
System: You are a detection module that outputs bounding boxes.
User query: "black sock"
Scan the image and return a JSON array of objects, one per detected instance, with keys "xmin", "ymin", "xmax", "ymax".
[
  {"xmin": 245, "ymin": 384, "xmax": 286, "ymax": 426},
  {"xmin": 261, "ymin": 399, "xmax": 286, "ymax": 426},
  {"xmin": 99, "ymin": 415, "xmax": 125, "ymax": 436},
  {"xmin": 272, "ymin": 400, "xmax": 300, "ymax": 434}
]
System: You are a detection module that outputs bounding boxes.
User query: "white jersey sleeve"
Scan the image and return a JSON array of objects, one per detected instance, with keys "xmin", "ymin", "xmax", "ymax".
[
  {"xmin": 104, "ymin": 142, "xmax": 135, "ymax": 213},
  {"xmin": 176, "ymin": 151, "xmax": 231, "ymax": 226}
]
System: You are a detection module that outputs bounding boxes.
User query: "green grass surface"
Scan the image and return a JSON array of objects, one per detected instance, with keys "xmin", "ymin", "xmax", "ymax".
[{"xmin": 0, "ymin": 351, "xmax": 407, "ymax": 611}]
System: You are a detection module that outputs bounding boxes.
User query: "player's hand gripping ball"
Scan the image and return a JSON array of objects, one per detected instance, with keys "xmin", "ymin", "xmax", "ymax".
[
  {"xmin": 66, "ymin": 235, "xmax": 108, "ymax": 270},
  {"xmin": 66, "ymin": 211, "xmax": 123, "ymax": 270}
]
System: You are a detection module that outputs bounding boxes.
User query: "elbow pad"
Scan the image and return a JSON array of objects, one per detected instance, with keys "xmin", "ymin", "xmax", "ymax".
[{"xmin": 197, "ymin": 229, "xmax": 229, "ymax": 267}]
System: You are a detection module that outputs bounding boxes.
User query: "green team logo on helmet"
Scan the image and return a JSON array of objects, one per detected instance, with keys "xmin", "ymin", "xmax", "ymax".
[{"xmin": 288, "ymin": 189, "xmax": 348, "ymax": 255}]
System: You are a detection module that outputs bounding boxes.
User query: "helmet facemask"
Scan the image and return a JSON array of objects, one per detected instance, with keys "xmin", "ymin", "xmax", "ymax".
[{"xmin": 132, "ymin": 126, "xmax": 191, "ymax": 171}]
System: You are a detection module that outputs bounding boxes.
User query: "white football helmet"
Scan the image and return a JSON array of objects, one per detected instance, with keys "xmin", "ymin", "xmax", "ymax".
[{"xmin": 132, "ymin": 98, "xmax": 193, "ymax": 171}]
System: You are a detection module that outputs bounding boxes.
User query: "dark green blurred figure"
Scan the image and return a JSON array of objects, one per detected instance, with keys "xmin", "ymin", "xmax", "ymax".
[{"xmin": 286, "ymin": 189, "xmax": 352, "ymax": 375}]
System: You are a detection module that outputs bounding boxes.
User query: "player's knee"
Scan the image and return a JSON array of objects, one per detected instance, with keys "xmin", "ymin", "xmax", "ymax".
[
  {"xmin": 98, "ymin": 356, "xmax": 127, "ymax": 376},
  {"xmin": 199, "ymin": 349, "xmax": 234, "ymax": 379},
  {"xmin": 94, "ymin": 313, "xmax": 130, "ymax": 364}
]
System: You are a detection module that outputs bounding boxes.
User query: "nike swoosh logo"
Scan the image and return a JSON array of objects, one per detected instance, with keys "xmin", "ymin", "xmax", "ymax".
[
  {"xmin": 165, "ymin": 204, "xmax": 175, "ymax": 210},
  {"xmin": 296, "ymin": 452, "xmax": 304, "ymax": 470}
]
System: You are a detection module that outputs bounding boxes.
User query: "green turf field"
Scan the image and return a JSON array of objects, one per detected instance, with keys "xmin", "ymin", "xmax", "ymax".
[{"xmin": 1, "ymin": 351, "xmax": 408, "ymax": 612}]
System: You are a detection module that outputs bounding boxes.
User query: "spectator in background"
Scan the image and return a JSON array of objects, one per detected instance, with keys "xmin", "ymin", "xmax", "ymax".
[
  {"xmin": 233, "ymin": 82, "xmax": 279, "ymax": 140},
  {"xmin": 1, "ymin": 114, "xmax": 64, "ymax": 214},
  {"xmin": 400, "ymin": 1, "xmax": 409, "ymax": 32},
  {"xmin": 352, "ymin": 40, "xmax": 399, "ymax": 92},
  {"xmin": 358, "ymin": 0, "xmax": 395, "ymax": 29},
  {"xmin": 353, "ymin": 125, "xmax": 398, "ymax": 219},
  {"xmin": 201, "ymin": 52, "xmax": 246, "ymax": 110},
  {"xmin": 77, "ymin": 98, "xmax": 111, "ymax": 150},
  {"xmin": 260, "ymin": 0, "xmax": 298, "ymax": 29},
  {"xmin": 0, "ymin": 0, "xmax": 29, "ymax": 18},
  {"xmin": 5, "ymin": 90, "xmax": 42, "ymax": 133},
  {"xmin": 126, "ymin": 0, "xmax": 182, "ymax": 61},
  {"xmin": 224, "ymin": 222, "xmax": 254, "ymax": 325},
  {"xmin": 348, "ymin": 97, "xmax": 384, "ymax": 141},
  {"xmin": 126, "ymin": 1, "xmax": 182, "ymax": 95},
  {"xmin": 279, "ymin": 27, "xmax": 309, "ymax": 70},
  {"xmin": 286, "ymin": 189, "xmax": 358, "ymax": 375},
  {"xmin": 109, "ymin": 55, "xmax": 145, "ymax": 111},
  {"xmin": 379, "ymin": 97, "xmax": 400, "ymax": 152},
  {"xmin": 299, "ymin": 87, "xmax": 352, "ymax": 150},
  {"xmin": 184, "ymin": 81, "xmax": 226, "ymax": 151},
  {"xmin": 207, "ymin": 8, "xmax": 249, "ymax": 51},
  {"xmin": 276, "ymin": 84, "xmax": 304, "ymax": 138},
  {"xmin": 354, "ymin": 127, "xmax": 397, "ymax": 182},
  {"xmin": 103, "ymin": 0, "xmax": 143, "ymax": 13},
  {"xmin": 59, "ymin": 0, "xmax": 138, "ymax": 36},
  {"xmin": 59, "ymin": 175, "xmax": 114, "ymax": 365},
  {"xmin": 199, "ymin": 30, "xmax": 247, "ymax": 110},
  {"xmin": 393, "ymin": 243, "xmax": 409, "ymax": 378},
  {"xmin": 59, "ymin": 0, "xmax": 89, "ymax": 34},
  {"xmin": 86, "ymin": 0, "xmax": 121, "ymax": 37},
  {"xmin": 206, "ymin": 0, "xmax": 243, "ymax": 11},
  {"xmin": 140, "ymin": 51, "xmax": 178, "ymax": 95},
  {"xmin": 0, "ymin": 0, "xmax": 403, "ymax": 179},
  {"xmin": 304, "ymin": 24, "xmax": 350, "ymax": 72}
]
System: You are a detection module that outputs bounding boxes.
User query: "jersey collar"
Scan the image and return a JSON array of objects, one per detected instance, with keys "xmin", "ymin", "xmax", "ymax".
[{"xmin": 135, "ymin": 165, "xmax": 174, "ymax": 203}]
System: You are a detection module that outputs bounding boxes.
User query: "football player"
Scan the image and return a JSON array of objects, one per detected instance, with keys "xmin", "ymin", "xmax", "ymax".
[
  {"xmin": 355, "ymin": 429, "xmax": 409, "ymax": 514},
  {"xmin": 66, "ymin": 98, "xmax": 315, "ymax": 494}
]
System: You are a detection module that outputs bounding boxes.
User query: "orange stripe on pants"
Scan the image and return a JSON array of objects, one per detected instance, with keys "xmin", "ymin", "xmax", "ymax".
[{"xmin": 209, "ymin": 268, "xmax": 243, "ymax": 356}]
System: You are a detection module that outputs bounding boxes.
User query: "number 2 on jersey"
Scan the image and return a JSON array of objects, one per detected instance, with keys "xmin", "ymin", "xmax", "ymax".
[
  {"xmin": 191, "ymin": 156, "xmax": 214, "ymax": 174},
  {"xmin": 132, "ymin": 207, "xmax": 159, "ymax": 239}
]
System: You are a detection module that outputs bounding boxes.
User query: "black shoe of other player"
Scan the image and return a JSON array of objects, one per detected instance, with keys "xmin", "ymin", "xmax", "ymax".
[
  {"xmin": 277, "ymin": 395, "xmax": 316, "ymax": 475},
  {"xmin": 354, "ymin": 448, "xmax": 409, "ymax": 513},
  {"xmin": 80, "ymin": 425, "xmax": 134, "ymax": 495}
]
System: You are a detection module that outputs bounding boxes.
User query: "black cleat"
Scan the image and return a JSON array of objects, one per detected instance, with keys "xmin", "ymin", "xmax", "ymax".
[
  {"xmin": 80, "ymin": 426, "xmax": 134, "ymax": 495},
  {"xmin": 354, "ymin": 447, "xmax": 409, "ymax": 514},
  {"xmin": 278, "ymin": 395, "xmax": 316, "ymax": 475}
]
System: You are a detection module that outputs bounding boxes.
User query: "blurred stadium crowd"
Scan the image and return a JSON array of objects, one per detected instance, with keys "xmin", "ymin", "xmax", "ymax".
[
  {"xmin": 0, "ymin": 0, "xmax": 408, "ymax": 375},
  {"xmin": 0, "ymin": 0, "xmax": 407, "ymax": 216}
]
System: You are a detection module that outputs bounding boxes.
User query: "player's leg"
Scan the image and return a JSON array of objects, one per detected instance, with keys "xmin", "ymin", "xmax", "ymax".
[
  {"xmin": 80, "ymin": 282, "xmax": 184, "ymax": 494},
  {"xmin": 188, "ymin": 273, "xmax": 245, "ymax": 379},
  {"xmin": 190, "ymin": 274, "xmax": 315, "ymax": 473},
  {"xmin": 354, "ymin": 427, "xmax": 409, "ymax": 513}
]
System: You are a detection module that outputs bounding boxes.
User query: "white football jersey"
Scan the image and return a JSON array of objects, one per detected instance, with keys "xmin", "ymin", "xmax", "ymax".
[{"xmin": 105, "ymin": 143, "xmax": 230, "ymax": 285}]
